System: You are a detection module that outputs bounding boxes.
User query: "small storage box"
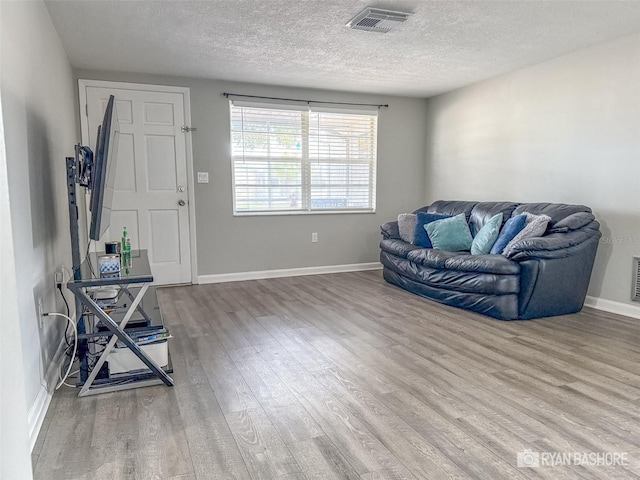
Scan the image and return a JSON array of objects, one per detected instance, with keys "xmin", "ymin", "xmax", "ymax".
[{"xmin": 107, "ymin": 340, "xmax": 168, "ymax": 375}]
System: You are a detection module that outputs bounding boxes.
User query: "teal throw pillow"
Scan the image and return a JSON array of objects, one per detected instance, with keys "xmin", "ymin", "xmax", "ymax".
[
  {"xmin": 471, "ymin": 213, "xmax": 503, "ymax": 255},
  {"xmin": 425, "ymin": 213, "xmax": 473, "ymax": 252}
]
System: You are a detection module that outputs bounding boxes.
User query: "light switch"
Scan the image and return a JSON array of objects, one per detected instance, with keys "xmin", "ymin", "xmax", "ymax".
[{"xmin": 197, "ymin": 172, "xmax": 209, "ymax": 183}]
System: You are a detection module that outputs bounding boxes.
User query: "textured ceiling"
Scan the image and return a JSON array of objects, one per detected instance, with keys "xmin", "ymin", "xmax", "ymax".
[{"xmin": 45, "ymin": 0, "xmax": 640, "ymax": 97}]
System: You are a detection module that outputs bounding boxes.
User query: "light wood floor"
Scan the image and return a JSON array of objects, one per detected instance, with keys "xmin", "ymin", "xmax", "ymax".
[{"xmin": 33, "ymin": 271, "xmax": 640, "ymax": 480}]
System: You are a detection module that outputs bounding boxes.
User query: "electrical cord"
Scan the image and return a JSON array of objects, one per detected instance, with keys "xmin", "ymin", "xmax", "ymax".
[
  {"xmin": 44, "ymin": 312, "xmax": 78, "ymax": 389},
  {"xmin": 56, "ymin": 284, "xmax": 73, "ymax": 347},
  {"xmin": 84, "ymin": 238, "xmax": 97, "ymax": 278},
  {"xmin": 59, "ymin": 345, "xmax": 76, "ymax": 387}
]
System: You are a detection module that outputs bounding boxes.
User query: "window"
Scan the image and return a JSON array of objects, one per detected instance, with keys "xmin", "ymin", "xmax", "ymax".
[{"xmin": 230, "ymin": 101, "xmax": 377, "ymax": 214}]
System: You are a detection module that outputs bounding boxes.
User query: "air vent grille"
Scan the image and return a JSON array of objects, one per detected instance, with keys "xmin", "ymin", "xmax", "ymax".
[
  {"xmin": 633, "ymin": 257, "xmax": 640, "ymax": 302},
  {"xmin": 356, "ymin": 18, "xmax": 382, "ymax": 29},
  {"xmin": 346, "ymin": 8, "xmax": 412, "ymax": 33}
]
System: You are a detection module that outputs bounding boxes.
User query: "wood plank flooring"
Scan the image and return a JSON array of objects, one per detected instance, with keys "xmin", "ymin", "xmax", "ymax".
[{"xmin": 32, "ymin": 271, "xmax": 640, "ymax": 479}]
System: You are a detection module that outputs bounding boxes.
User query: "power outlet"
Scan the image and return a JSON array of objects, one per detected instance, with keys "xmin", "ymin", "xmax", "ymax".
[
  {"xmin": 54, "ymin": 269, "xmax": 64, "ymax": 287},
  {"xmin": 37, "ymin": 297, "xmax": 44, "ymax": 329},
  {"xmin": 311, "ymin": 232, "xmax": 318, "ymax": 243}
]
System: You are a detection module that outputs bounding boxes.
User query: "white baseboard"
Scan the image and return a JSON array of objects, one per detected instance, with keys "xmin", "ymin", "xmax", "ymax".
[
  {"xmin": 27, "ymin": 386, "xmax": 51, "ymax": 452},
  {"xmin": 198, "ymin": 262, "xmax": 382, "ymax": 284},
  {"xmin": 584, "ymin": 295, "xmax": 640, "ymax": 320},
  {"xmin": 28, "ymin": 338, "xmax": 67, "ymax": 451}
]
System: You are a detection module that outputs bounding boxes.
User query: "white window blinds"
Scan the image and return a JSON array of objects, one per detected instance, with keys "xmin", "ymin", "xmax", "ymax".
[{"xmin": 230, "ymin": 101, "xmax": 377, "ymax": 214}]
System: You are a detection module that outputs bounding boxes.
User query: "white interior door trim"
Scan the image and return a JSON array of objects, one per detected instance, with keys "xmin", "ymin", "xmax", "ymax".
[{"xmin": 78, "ymin": 79, "xmax": 198, "ymax": 284}]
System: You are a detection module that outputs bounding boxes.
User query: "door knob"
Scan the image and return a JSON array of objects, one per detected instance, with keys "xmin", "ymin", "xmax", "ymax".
[{"xmin": 178, "ymin": 199, "xmax": 186, "ymax": 206}]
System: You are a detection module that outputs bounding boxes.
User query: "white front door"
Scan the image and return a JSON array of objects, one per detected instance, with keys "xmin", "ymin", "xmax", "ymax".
[{"xmin": 80, "ymin": 81, "xmax": 195, "ymax": 285}]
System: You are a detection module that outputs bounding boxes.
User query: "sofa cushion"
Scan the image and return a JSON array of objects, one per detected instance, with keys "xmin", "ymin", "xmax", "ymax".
[
  {"xmin": 413, "ymin": 212, "xmax": 450, "ymax": 248},
  {"xmin": 502, "ymin": 213, "xmax": 551, "ymax": 257},
  {"xmin": 468, "ymin": 202, "xmax": 518, "ymax": 236},
  {"xmin": 381, "ymin": 252, "xmax": 519, "ymax": 295},
  {"xmin": 397, "ymin": 213, "xmax": 417, "ymax": 243},
  {"xmin": 471, "ymin": 213, "xmax": 503, "ymax": 255},
  {"xmin": 490, "ymin": 214, "xmax": 527, "ymax": 254},
  {"xmin": 426, "ymin": 213, "xmax": 473, "ymax": 252},
  {"xmin": 407, "ymin": 248, "xmax": 463, "ymax": 269},
  {"xmin": 444, "ymin": 254, "xmax": 521, "ymax": 275},
  {"xmin": 426, "ymin": 200, "xmax": 478, "ymax": 223}
]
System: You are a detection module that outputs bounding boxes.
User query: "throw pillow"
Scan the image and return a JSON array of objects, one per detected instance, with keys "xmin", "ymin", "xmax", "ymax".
[
  {"xmin": 502, "ymin": 213, "xmax": 551, "ymax": 257},
  {"xmin": 397, "ymin": 213, "xmax": 417, "ymax": 243},
  {"xmin": 490, "ymin": 214, "xmax": 527, "ymax": 254},
  {"xmin": 470, "ymin": 213, "xmax": 503, "ymax": 255},
  {"xmin": 425, "ymin": 213, "xmax": 473, "ymax": 252},
  {"xmin": 413, "ymin": 212, "xmax": 450, "ymax": 248}
]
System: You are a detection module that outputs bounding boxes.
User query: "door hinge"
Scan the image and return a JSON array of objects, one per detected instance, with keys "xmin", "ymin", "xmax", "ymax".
[
  {"xmin": 85, "ymin": 104, "xmax": 88, "ymax": 116},
  {"xmin": 181, "ymin": 126, "xmax": 197, "ymax": 133}
]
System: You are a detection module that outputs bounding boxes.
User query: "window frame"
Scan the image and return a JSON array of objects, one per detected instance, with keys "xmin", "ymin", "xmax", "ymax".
[{"xmin": 229, "ymin": 100, "xmax": 378, "ymax": 216}]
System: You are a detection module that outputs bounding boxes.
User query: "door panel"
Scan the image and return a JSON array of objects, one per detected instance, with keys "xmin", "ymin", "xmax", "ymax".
[
  {"xmin": 83, "ymin": 85, "xmax": 192, "ymax": 285},
  {"xmin": 146, "ymin": 135, "xmax": 177, "ymax": 192},
  {"xmin": 115, "ymin": 133, "xmax": 136, "ymax": 192},
  {"xmin": 144, "ymin": 102, "xmax": 174, "ymax": 125},
  {"xmin": 149, "ymin": 210, "xmax": 181, "ymax": 263}
]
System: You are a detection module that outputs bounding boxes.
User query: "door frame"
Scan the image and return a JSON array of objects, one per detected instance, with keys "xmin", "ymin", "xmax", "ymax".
[{"xmin": 78, "ymin": 79, "xmax": 198, "ymax": 284}]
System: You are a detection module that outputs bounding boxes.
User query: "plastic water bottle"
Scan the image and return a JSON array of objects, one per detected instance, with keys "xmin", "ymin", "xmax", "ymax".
[{"xmin": 122, "ymin": 227, "xmax": 132, "ymax": 268}]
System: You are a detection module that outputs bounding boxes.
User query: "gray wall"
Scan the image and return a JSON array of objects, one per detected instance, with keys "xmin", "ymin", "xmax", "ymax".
[
  {"xmin": 73, "ymin": 70, "xmax": 429, "ymax": 277},
  {"xmin": 1, "ymin": 0, "xmax": 77, "ymax": 472},
  {"xmin": 424, "ymin": 33, "xmax": 640, "ymax": 308}
]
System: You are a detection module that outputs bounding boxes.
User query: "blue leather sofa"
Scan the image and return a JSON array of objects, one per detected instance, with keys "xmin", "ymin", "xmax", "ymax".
[{"xmin": 380, "ymin": 201, "xmax": 601, "ymax": 320}]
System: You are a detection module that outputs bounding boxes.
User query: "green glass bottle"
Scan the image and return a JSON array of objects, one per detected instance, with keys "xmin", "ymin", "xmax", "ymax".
[{"xmin": 122, "ymin": 226, "xmax": 131, "ymax": 268}]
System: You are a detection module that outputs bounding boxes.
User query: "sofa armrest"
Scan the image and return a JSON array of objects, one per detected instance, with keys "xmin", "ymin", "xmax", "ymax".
[
  {"xmin": 547, "ymin": 212, "xmax": 596, "ymax": 233},
  {"xmin": 506, "ymin": 222, "xmax": 601, "ymax": 261},
  {"xmin": 381, "ymin": 221, "xmax": 401, "ymax": 240}
]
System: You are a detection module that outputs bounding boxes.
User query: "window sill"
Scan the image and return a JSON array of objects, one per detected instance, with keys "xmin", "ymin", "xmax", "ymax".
[{"xmin": 233, "ymin": 209, "xmax": 376, "ymax": 217}]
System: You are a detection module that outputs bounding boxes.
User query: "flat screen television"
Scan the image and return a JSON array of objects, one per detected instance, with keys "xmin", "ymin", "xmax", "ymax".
[{"xmin": 89, "ymin": 95, "xmax": 120, "ymax": 241}]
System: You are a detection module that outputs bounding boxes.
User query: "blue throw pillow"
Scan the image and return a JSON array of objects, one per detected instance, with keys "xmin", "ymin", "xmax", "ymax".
[
  {"xmin": 413, "ymin": 212, "xmax": 450, "ymax": 247},
  {"xmin": 425, "ymin": 213, "xmax": 473, "ymax": 252},
  {"xmin": 471, "ymin": 213, "xmax": 503, "ymax": 255},
  {"xmin": 490, "ymin": 214, "xmax": 527, "ymax": 254}
]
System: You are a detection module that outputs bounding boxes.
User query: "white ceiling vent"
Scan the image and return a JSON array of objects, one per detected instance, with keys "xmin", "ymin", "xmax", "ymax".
[{"xmin": 346, "ymin": 8, "xmax": 412, "ymax": 33}]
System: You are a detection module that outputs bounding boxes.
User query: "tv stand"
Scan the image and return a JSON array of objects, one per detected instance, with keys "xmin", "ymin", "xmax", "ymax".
[{"xmin": 66, "ymin": 249, "xmax": 174, "ymax": 396}]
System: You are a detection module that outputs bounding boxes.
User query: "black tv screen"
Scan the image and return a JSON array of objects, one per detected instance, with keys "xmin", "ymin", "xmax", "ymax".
[{"xmin": 89, "ymin": 95, "xmax": 120, "ymax": 241}]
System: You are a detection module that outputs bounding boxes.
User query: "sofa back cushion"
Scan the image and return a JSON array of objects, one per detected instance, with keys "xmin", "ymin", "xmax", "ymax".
[
  {"xmin": 425, "ymin": 200, "xmax": 478, "ymax": 223},
  {"xmin": 469, "ymin": 202, "xmax": 518, "ymax": 236}
]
